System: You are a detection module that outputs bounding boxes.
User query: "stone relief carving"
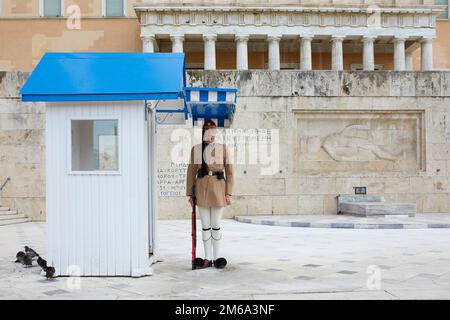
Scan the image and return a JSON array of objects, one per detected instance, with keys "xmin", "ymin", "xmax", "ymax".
[
  {"xmin": 295, "ymin": 111, "xmax": 423, "ymax": 172},
  {"xmin": 321, "ymin": 124, "xmax": 405, "ymax": 162}
]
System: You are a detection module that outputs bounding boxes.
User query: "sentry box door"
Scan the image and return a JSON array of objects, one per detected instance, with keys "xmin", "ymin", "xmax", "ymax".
[{"xmin": 45, "ymin": 101, "xmax": 152, "ymax": 277}]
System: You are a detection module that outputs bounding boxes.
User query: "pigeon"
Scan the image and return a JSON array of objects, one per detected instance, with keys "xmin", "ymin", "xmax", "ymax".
[
  {"xmin": 43, "ymin": 266, "xmax": 55, "ymax": 279},
  {"xmin": 15, "ymin": 251, "xmax": 25, "ymax": 263},
  {"xmin": 37, "ymin": 256, "xmax": 47, "ymax": 269},
  {"xmin": 24, "ymin": 246, "xmax": 39, "ymax": 259},
  {"xmin": 23, "ymin": 255, "xmax": 33, "ymax": 267},
  {"xmin": 15, "ymin": 251, "xmax": 32, "ymax": 267}
]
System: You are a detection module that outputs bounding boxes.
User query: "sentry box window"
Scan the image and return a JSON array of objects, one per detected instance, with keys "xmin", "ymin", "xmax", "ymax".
[{"xmin": 71, "ymin": 119, "xmax": 119, "ymax": 172}]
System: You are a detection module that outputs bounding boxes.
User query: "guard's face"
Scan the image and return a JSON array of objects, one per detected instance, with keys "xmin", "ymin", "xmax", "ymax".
[{"xmin": 203, "ymin": 127, "xmax": 216, "ymax": 143}]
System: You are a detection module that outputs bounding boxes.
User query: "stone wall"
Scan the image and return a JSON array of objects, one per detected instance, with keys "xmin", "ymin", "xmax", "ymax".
[
  {"xmin": 0, "ymin": 71, "xmax": 45, "ymax": 220},
  {"xmin": 158, "ymin": 70, "xmax": 450, "ymax": 218},
  {"xmin": 1, "ymin": 70, "xmax": 449, "ymax": 220}
]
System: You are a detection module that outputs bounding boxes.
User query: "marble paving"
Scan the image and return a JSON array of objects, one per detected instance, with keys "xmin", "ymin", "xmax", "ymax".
[{"xmin": 1, "ymin": 220, "xmax": 450, "ymax": 299}]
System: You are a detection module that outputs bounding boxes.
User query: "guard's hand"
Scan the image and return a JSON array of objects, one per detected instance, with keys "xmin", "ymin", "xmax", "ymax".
[
  {"xmin": 188, "ymin": 196, "xmax": 194, "ymax": 207},
  {"xmin": 225, "ymin": 195, "xmax": 232, "ymax": 205}
]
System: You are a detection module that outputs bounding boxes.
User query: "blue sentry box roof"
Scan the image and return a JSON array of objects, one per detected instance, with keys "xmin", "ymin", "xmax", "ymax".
[
  {"xmin": 184, "ymin": 87, "xmax": 237, "ymax": 127},
  {"xmin": 20, "ymin": 52, "xmax": 186, "ymax": 102}
]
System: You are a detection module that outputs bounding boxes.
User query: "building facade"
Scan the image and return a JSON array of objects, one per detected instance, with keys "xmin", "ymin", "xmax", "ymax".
[
  {"xmin": 0, "ymin": 1, "xmax": 450, "ymax": 72},
  {"xmin": 1, "ymin": 1, "xmax": 450, "ymax": 220}
]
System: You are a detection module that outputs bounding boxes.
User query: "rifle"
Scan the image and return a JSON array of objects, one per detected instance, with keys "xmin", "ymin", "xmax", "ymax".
[{"xmin": 191, "ymin": 189, "xmax": 204, "ymax": 270}]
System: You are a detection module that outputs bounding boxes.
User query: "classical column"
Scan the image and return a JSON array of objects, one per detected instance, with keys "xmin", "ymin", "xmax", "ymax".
[
  {"xmin": 267, "ymin": 35, "xmax": 281, "ymax": 70},
  {"xmin": 420, "ymin": 37, "xmax": 434, "ymax": 71},
  {"xmin": 141, "ymin": 34, "xmax": 155, "ymax": 53},
  {"xmin": 235, "ymin": 34, "xmax": 249, "ymax": 70},
  {"xmin": 170, "ymin": 34, "xmax": 184, "ymax": 53},
  {"xmin": 362, "ymin": 36, "xmax": 376, "ymax": 71},
  {"xmin": 203, "ymin": 34, "xmax": 217, "ymax": 70},
  {"xmin": 405, "ymin": 52, "xmax": 414, "ymax": 71},
  {"xmin": 393, "ymin": 37, "xmax": 406, "ymax": 71},
  {"xmin": 331, "ymin": 36, "xmax": 345, "ymax": 71},
  {"xmin": 300, "ymin": 36, "xmax": 313, "ymax": 71}
]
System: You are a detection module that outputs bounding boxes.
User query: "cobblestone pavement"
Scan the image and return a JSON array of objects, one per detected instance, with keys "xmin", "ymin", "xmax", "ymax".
[{"xmin": 1, "ymin": 219, "xmax": 450, "ymax": 300}]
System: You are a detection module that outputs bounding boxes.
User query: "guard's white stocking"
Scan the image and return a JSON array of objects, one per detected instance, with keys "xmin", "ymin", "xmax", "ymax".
[
  {"xmin": 198, "ymin": 206, "xmax": 212, "ymax": 261},
  {"xmin": 198, "ymin": 206, "xmax": 224, "ymax": 261},
  {"xmin": 211, "ymin": 207, "xmax": 224, "ymax": 261}
]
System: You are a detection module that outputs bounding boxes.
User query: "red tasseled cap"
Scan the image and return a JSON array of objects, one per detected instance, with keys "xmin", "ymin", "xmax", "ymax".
[{"xmin": 202, "ymin": 120, "xmax": 217, "ymax": 130}]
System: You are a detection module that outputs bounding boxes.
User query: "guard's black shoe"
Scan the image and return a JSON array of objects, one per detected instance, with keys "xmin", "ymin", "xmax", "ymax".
[
  {"xmin": 214, "ymin": 257, "xmax": 227, "ymax": 269},
  {"xmin": 194, "ymin": 257, "xmax": 206, "ymax": 269},
  {"xmin": 194, "ymin": 258, "xmax": 212, "ymax": 269}
]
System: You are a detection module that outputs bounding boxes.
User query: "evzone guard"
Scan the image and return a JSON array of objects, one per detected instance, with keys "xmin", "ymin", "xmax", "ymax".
[{"xmin": 186, "ymin": 120, "xmax": 234, "ymax": 269}]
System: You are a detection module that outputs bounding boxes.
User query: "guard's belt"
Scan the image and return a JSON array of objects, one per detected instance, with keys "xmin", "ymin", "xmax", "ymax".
[{"xmin": 197, "ymin": 169, "xmax": 225, "ymax": 179}]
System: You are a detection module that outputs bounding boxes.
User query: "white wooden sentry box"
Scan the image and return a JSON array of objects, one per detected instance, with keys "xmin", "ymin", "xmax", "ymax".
[{"xmin": 20, "ymin": 52, "xmax": 187, "ymax": 277}]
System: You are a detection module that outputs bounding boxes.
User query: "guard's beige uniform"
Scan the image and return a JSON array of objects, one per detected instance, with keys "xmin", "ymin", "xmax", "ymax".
[
  {"xmin": 186, "ymin": 142, "xmax": 234, "ymax": 261},
  {"xmin": 186, "ymin": 143, "xmax": 234, "ymax": 206}
]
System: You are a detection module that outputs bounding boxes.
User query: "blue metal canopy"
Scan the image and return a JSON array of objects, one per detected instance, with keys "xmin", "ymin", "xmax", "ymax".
[
  {"xmin": 20, "ymin": 52, "xmax": 186, "ymax": 102},
  {"xmin": 184, "ymin": 87, "xmax": 237, "ymax": 128}
]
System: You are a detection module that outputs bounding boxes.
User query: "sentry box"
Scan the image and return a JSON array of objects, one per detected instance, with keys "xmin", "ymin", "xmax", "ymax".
[{"xmin": 20, "ymin": 53, "xmax": 237, "ymax": 277}]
